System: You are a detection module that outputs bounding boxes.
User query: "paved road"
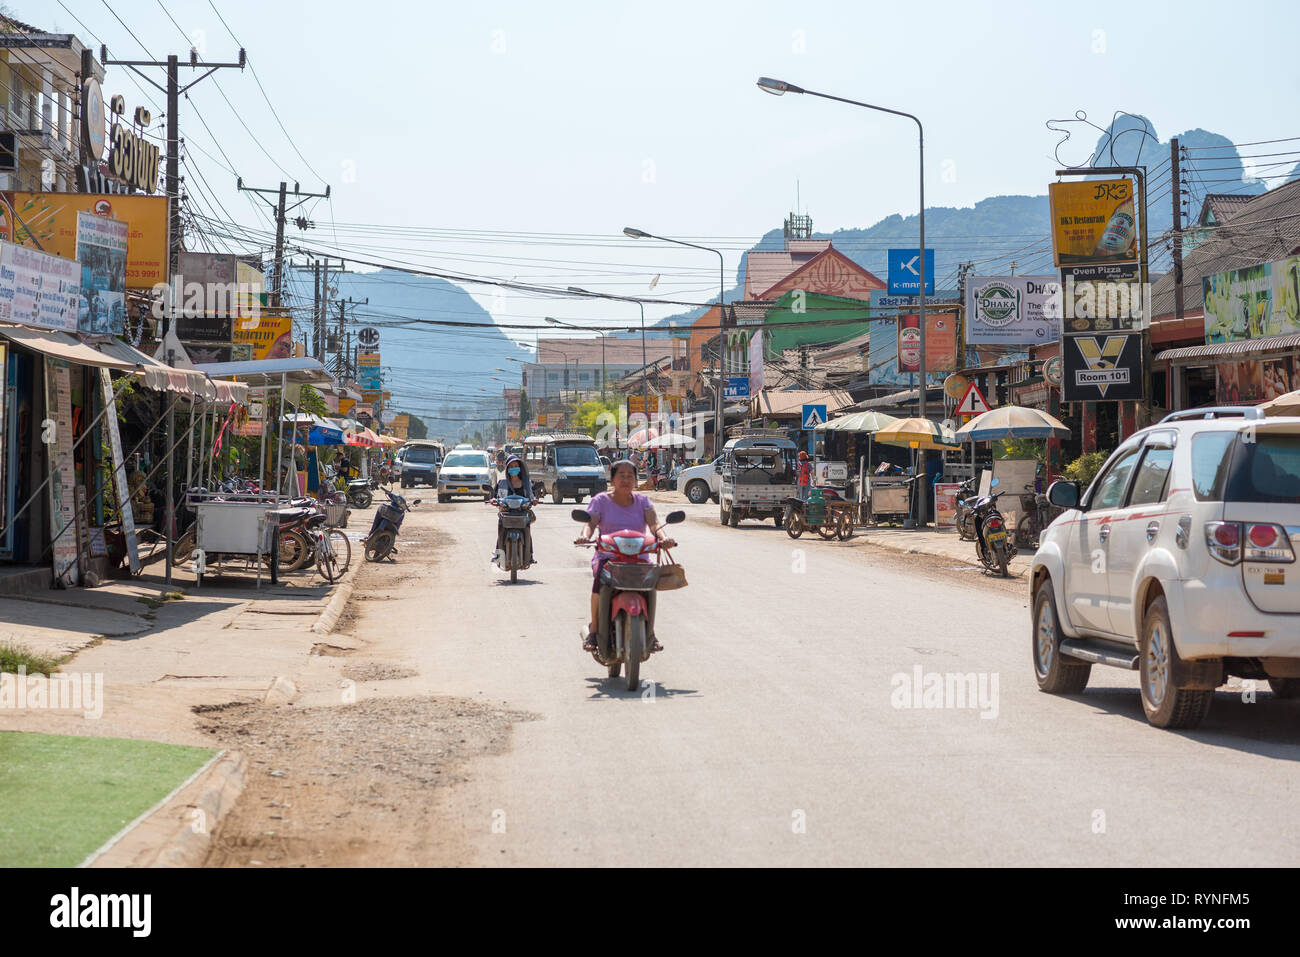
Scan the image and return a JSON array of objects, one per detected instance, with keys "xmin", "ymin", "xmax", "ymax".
[{"xmin": 364, "ymin": 496, "xmax": 1300, "ymax": 866}]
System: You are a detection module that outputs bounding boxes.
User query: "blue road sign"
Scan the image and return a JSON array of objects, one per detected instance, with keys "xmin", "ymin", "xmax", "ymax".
[
  {"xmin": 802, "ymin": 404, "xmax": 827, "ymax": 429},
  {"xmin": 888, "ymin": 248, "xmax": 935, "ymax": 295},
  {"xmin": 724, "ymin": 376, "xmax": 750, "ymax": 399}
]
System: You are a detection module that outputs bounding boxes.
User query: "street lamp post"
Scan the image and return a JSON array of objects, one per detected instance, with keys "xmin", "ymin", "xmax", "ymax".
[
  {"xmin": 621, "ymin": 230, "xmax": 726, "ymax": 455},
  {"xmin": 757, "ymin": 76, "xmax": 929, "ymax": 521}
]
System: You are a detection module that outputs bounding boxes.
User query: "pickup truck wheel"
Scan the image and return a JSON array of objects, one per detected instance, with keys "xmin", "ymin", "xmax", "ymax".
[
  {"xmin": 685, "ymin": 480, "xmax": 711, "ymax": 505},
  {"xmin": 1139, "ymin": 595, "xmax": 1213, "ymax": 729},
  {"xmin": 1267, "ymin": 678, "xmax": 1300, "ymax": 699},
  {"xmin": 1032, "ymin": 579, "xmax": 1091, "ymax": 694}
]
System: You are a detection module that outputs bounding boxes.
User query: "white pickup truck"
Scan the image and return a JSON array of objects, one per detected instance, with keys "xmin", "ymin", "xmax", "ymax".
[{"xmin": 718, "ymin": 435, "xmax": 799, "ymax": 528}]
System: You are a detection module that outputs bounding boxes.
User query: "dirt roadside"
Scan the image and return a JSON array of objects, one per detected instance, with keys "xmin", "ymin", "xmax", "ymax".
[{"xmin": 199, "ymin": 516, "xmax": 538, "ymax": 867}]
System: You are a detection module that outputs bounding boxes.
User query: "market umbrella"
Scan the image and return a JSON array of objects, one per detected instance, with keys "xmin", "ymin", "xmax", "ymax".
[
  {"xmin": 815, "ymin": 410, "xmax": 900, "ymax": 433},
  {"xmin": 954, "ymin": 405, "xmax": 1071, "ymax": 442},
  {"xmin": 873, "ymin": 417, "xmax": 960, "ymax": 450},
  {"xmin": 345, "ymin": 427, "xmax": 383, "ymax": 447},
  {"xmin": 1258, "ymin": 389, "xmax": 1300, "ymax": 417}
]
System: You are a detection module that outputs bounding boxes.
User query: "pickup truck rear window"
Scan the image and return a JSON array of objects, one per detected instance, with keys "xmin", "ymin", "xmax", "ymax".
[{"xmin": 1224, "ymin": 434, "xmax": 1300, "ymax": 504}]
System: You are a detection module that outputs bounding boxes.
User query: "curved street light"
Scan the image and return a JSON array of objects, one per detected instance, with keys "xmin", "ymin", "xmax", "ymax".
[
  {"xmin": 621, "ymin": 230, "xmax": 726, "ymax": 452},
  {"xmin": 757, "ymin": 76, "xmax": 931, "ymax": 525}
]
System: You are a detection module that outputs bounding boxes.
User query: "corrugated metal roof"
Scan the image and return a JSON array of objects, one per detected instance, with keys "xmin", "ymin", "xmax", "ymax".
[
  {"xmin": 752, "ymin": 388, "xmax": 855, "ymax": 416},
  {"xmin": 1156, "ymin": 332, "xmax": 1300, "ymax": 363}
]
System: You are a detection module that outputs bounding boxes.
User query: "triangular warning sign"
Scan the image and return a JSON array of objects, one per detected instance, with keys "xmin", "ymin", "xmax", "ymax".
[{"xmin": 957, "ymin": 382, "xmax": 990, "ymax": 416}]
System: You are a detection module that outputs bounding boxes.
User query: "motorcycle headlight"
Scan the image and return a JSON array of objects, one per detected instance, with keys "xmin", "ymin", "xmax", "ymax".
[{"xmin": 613, "ymin": 535, "xmax": 643, "ymax": 556}]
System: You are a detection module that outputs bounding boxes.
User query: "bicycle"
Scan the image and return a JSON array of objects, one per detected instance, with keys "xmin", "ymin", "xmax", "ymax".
[{"xmin": 301, "ymin": 513, "xmax": 350, "ymax": 583}]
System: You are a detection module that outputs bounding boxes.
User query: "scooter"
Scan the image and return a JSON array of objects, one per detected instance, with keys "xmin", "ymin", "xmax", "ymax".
[
  {"xmin": 364, "ymin": 486, "xmax": 419, "ymax": 562},
  {"xmin": 969, "ymin": 477, "xmax": 1016, "ymax": 577},
  {"xmin": 572, "ymin": 507, "xmax": 685, "ymax": 691},
  {"xmin": 490, "ymin": 493, "xmax": 535, "ymax": 583}
]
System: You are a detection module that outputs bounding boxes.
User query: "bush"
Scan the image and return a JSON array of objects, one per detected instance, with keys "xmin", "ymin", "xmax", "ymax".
[
  {"xmin": 1063, "ymin": 451, "xmax": 1110, "ymax": 489},
  {"xmin": 0, "ymin": 641, "xmax": 60, "ymax": 676}
]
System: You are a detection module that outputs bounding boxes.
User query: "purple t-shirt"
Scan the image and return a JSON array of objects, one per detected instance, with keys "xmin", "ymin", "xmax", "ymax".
[{"xmin": 586, "ymin": 491, "xmax": 653, "ymax": 572}]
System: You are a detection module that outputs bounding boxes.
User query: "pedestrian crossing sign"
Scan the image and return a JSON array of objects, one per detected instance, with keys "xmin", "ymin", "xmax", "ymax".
[
  {"xmin": 802, "ymin": 404, "xmax": 827, "ymax": 429},
  {"xmin": 957, "ymin": 382, "xmax": 991, "ymax": 416}
]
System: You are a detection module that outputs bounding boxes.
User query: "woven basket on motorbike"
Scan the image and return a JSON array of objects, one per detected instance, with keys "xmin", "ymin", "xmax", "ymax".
[
  {"xmin": 325, "ymin": 503, "xmax": 349, "ymax": 527},
  {"xmin": 656, "ymin": 556, "xmax": 688, "ymax": 590}
]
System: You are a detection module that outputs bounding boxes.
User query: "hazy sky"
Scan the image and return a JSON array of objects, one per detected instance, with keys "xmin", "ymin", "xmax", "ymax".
[{"xmin": 31, "ymin": 0, "xmax": 1300, "ymax": 342}]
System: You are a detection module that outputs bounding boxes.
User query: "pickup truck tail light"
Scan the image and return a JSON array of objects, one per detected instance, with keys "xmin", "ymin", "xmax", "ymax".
[
  {"xmin": 1244, "ymin": 523, "xmax": 1295, "ymax": 563},
  {"xmin": 1206, "ymin": 522, "xmax": 1297, "ymax": 564}
]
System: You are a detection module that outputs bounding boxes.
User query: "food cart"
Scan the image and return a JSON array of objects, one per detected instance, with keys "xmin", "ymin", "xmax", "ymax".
[{"xmin": 190, "ymin": 357, "xmax": 334, "ymax": 586}]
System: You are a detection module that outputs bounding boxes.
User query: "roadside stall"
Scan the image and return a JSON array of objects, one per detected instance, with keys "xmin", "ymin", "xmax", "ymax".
[
  {"xmin": 871, "ymin": 418, "xmax": 960, "ymax": 527},
  {"xmin": 813, "ymin": 410, "xmax": 900, "ymax": 521},
  {"xmin": 953, "ymin": 405, "xmax": 1070, "ymax": 547}
]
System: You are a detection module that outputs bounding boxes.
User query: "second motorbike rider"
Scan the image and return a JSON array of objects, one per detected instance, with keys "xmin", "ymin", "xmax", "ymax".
[{"xmin": 574, "ymin": 459, "xmax": 674, "ymax": 654}]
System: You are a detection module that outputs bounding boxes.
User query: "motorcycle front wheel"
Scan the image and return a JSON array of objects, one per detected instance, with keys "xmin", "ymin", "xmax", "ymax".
[{"xmin": 622, "ymin": 614, "xmax": 643, "ymax": 692}]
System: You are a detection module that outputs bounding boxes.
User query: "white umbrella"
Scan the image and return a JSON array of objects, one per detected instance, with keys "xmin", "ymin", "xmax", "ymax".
[
  {"xmin": 954, "ymin": 405, "xmax": 1070, "ymax": 442},
  {"xmin": 644, "ymin": 433, "xmax": 697, "ymax": 449}
]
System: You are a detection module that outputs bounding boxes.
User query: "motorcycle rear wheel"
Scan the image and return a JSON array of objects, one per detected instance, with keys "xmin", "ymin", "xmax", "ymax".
[
  {"xmin": 352, "ymin": 489, "xmax": 373, "ymax": 509},
  {"xmin": 281, "ymin": 530, "xmax": 310, "ymax": 571},
  {"xmin": 996, "ymin": 543, "xmax": 1009, "ymax": 578},
  {"xmin": 365, "ymin": 530, "xmax": 395, "ymax": 562}
]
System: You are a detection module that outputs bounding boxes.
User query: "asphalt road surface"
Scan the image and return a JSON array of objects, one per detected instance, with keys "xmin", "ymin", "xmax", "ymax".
[{"xmin": 361, "ymin": 496, "xmax": 1300, "ymax": 866}]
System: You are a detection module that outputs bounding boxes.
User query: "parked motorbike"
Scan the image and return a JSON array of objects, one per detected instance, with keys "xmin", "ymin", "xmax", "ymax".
[
  {"xmin": 365, "ymin": 486, "xmax": 418, "ymax": 561},
  {"xmin": 490, "ymin": 493, "xmax": 535, "ymax": 583},
  {"xmin": 572, "ymin": 507, "xmax": 686, "ymax": 691},
  {"xmin": 969, "ymin": 477, "xmax": 1016, "ymax": 577},
  {"xmin": 954, "ymin": 477, "xmax": 979, "ymax": 541}
]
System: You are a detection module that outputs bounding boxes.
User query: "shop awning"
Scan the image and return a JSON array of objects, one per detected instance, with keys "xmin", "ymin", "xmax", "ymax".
[
  {"xmin": 0, "ymin": 323, "xmax": 138, "ymax": 370},
  {"xmin": 83, "ymin": 335, "xmax": 247, "ymax": 402},
  {"xmin": 193, "ymin": 357, "xmax": 334, "ymax": 388},
  {"xmin": 1156, "ymin": 334, "xmax": 1300, "ymax": 366}
]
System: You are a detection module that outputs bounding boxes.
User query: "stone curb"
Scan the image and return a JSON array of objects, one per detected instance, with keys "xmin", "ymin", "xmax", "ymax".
[
  {"xmin": 83, "ymin": 749, "xmax": 248, "ymax": 868},
  {"xmin": 148, "ymin": 750, "xmax": 248, "ymax": 868},
  {"xmin": 312, "ymin": 580, "xmax": 355, "ymax": 635}
]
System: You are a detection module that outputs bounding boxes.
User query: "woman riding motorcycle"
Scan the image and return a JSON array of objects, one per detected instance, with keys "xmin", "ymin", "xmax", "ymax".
[
  {"xmin": 491, "ymin": 454, "xmax": 538, "ymax": 563},
  {"xmin": 574, "ymin": 458, "xmax": 674, "ymax": 654}
]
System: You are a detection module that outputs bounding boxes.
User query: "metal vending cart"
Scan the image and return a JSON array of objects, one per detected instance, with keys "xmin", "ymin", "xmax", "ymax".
[{"xmin": 190, "ymin": 358, "xmax": 334, "ymax": 588}]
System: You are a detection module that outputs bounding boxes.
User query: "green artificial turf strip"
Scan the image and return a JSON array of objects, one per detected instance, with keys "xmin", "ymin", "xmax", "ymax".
[{"xmin": 0, "ymin": 732, "xmax": 217, "ymax": 867}]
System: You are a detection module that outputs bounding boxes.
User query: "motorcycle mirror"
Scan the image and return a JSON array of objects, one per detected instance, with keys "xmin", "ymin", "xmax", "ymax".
[
  {"xmin": 571, "ymin": 509, "xmax": 592, "ymax": 523},
  {"xmin": 412, "ymin": 499, "xmax": 422, "ymax": 505},
  {"xmin": 665, "ymin": 510, "xmax": 686, "ymax": 524}
]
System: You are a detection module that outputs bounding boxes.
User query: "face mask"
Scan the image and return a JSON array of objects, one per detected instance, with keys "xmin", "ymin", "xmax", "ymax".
[{"xmin": 508, "ymin": 467, "xmax": 521, "ymax": 476}]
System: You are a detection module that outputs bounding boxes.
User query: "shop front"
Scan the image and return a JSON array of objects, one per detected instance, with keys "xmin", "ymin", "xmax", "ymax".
[{"xmin": 1156, "ymin": 333, "xmax": 1300, "ymax": 411}]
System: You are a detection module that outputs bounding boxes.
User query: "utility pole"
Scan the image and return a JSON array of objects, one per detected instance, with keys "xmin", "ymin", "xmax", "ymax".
[
  {"xmin": 101, "ymin": 45, "xmax": 246, "ymax": 334},
  {"xmin": 334, "ymin": 297, "xmax": 367, "ymax": 377},
  {"xmin": 238, "ymin": 180, "xmax": 330, "ymax": 306},
  {"xmin": 1171, "ymin": 137, "xmax": 1185, "ymax": 326}
]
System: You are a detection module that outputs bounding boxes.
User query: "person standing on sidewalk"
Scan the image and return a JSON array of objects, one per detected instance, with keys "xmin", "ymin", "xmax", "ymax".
[{"xmin": 797, "ymin": 450, "xmax": 812, "ymax": 503}]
